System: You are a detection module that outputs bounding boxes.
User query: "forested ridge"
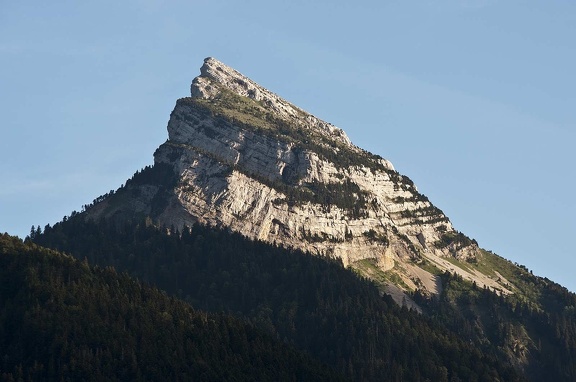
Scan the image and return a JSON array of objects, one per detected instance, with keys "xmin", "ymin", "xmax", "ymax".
[
  {"xmin": 33, "ymin": 218, "xmax": 524, "ymax": 381},
  {"xmin": 0, "ymin": 234, "xmax": 344, "ymax": 381},
  {"xmin": 416, "ymin": 272, "xmax": 576, "ymax": 381}
]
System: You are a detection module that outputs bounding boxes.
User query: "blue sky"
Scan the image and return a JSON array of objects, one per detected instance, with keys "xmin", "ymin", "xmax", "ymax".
[{"xmin": 1, "ymin": 1, "xmax": 575, "ymax": 291}]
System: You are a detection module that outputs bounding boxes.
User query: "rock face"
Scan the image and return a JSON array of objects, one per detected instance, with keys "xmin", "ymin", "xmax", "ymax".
[
  {"xmin": 190, "ymin": 57, "xmax": 352, "ymax": 146},
  {"xmin": 88, "ymin": 57, "xmax": 511, "ymax": 299}
]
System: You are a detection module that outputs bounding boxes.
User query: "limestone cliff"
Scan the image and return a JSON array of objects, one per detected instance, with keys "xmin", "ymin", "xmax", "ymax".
[{"xmin": 88, "ymin": 57, "xmax": 513, "ymax": 300}]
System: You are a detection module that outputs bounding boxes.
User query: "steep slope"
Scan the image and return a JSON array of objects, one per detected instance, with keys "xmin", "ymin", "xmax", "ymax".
[
  {"xmin": 30, "ymin": 57, "xmax": 576, "ymax": 380},
  {"xmin": 86, "ymin": 57, "xmax": 512, "ymax": 301},
  {"xmin": 0, "ymin": 234, "xmax": 344, "ymax": 381},
  {"xmin": 33, "ymin": 218, "xmax": 523, "ymax": 381}
]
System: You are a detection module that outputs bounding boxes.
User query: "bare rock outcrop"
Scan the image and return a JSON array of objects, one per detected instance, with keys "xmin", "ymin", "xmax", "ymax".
[{"xmin": 89, "ymin": 57, "xmax": 508, "ymax": 297}]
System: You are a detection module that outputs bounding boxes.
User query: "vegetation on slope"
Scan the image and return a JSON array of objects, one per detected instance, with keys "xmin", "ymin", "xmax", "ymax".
[
  {"xmin": 414, "ymin": 271, "xmax": 576, "ymax": 381},
  {"xmin": 85, "ymin": 86, "xmax": 449, "ymax": 222},
  {"xmin": 175, "ymin": 87, "xmax": 451, "ymax": 222},
  {"xmin": 178, "ymin": 87, "xmax": 388, "ymax": 173},
  {"xmin": 466, "ymin": 249, "xmax": 573, "ymax": 311},
  {"xmin": 0, "ymin": 234, "xmax": 343, "ymax": 381},
  {"xmin": 34, "ymin": 218, "xmax": 522, "ymax": 381}
]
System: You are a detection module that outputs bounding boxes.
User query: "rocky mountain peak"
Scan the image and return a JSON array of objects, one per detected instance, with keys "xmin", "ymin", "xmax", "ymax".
[
  {"xmin": 191, "ymin": 57, "xmax": 265, "ymax": 101},
  {"xmin": 88, "ymin": 57, "xmax": 515, "ymax": 303},
  {"xmin": 191, "ymin": 57, "xmax": 352, "ymax": 146}
]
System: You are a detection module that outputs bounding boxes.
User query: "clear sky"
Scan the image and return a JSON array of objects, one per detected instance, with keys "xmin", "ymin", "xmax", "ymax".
[{"xmin": 1, "ymin": 1, "xmax": 575, "ymax": 291}]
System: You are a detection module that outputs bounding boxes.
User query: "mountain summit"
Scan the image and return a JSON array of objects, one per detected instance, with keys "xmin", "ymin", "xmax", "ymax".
[
  {"xmin": 87, "ymin": 57, "xmax": 510, "ymax": 301},
  {"xmin": 28, "ymin": 57, "xmax": 576, "ymax": 380}
]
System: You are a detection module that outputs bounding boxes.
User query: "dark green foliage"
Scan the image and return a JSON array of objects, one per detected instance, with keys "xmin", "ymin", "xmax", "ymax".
[
  {"xmin": 434, "ymin": 231, "xmax": 478, "ymax": 250},
  {"xmin": 399, "ymin": 205, "xmax": 449, "ymax": 225},
  {"xmin": 81, "ymin": 163, "xmax": 178, "ymax": 216},
  {"xmin": 35, "ymin": 218, "xmax": 521, "ymax": 381},
  {"xmin": 0, "ymin": 234, "xmax": 344, "ymax": 382},
  {"xmin": 414, "ymin": 272, "xmax": 576, "ymax": 381},
  {"xmin": 285, "ymin": 180, "xmax": 370, "ymax": 217},
  {"xmin": 272, "ymin": 179, "xmax": 369, "ymax": 217},
  {"xmin": 362, "ymin": 229, "xmax": 389, "ymax": 246},
  {"xmin": 124, "ymin": 163, "xmax": 178, "ymax": 188}
]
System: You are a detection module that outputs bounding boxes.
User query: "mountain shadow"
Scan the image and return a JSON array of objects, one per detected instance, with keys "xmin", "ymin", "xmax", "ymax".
[
  {"xmin": 34, "ymin": 218, "xmax": 524, "ymax": 381},
  {"xmin": 0, "ymin": 233, "xmax": 344, "ymax": 381}
]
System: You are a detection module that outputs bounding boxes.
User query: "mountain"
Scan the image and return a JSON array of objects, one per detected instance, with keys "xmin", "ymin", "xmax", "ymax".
[
  {"xmin": 32, "ymin": 219, "xmax": 523, "ymax": 381},
  {"xmin": 27, "ymin": 57, "xmax": 576, "ymax": 380},
  {"xmin": 85, "ymin": 57, "xmax": 506, "ymax": 304}
]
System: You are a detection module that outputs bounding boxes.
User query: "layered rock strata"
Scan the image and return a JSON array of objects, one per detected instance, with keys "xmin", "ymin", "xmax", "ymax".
[{"xmin": 89, "ymin": 57, "xmax": 511, "ymax": 298}]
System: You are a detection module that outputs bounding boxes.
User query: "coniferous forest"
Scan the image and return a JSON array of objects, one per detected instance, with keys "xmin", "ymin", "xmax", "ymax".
[
  {"xmin": 31, "ymin": 217, "xmax": 528, "ymax": 381},
  {"xmin": 2, "ymin": 213, "xmax": 574, "ymax": 380},
  {"xmin": 0, "ymin": 234, "xmax": 343, "ymax": 381}
]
